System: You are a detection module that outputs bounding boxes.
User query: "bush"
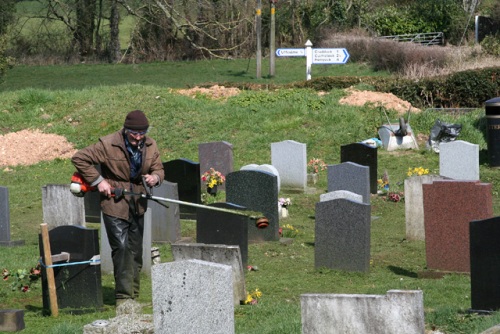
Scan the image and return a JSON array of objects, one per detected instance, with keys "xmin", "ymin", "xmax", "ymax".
[{"xmin": 481, "ymin": 35, "xmax": 500, "ymax": 57}]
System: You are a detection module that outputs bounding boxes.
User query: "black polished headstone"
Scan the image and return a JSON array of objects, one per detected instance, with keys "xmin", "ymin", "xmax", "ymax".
[
  {"xmin": 470, "ymin": 217, "xmax": 500, "ymax": 312},
  {"xmin": 341, "ymin": 143, "xmax": 377, "ymax": 194},
  {"xmin": 163, "ymin": 159, "xmax": 201, "ymax": 220},
  {"xmin": 84, "ymin": 164, "xmax": 101, "ymax": 223},
  {"xmin": 315, "ymin": 198, "xmax": 371, "ymax": 272},
  {"xmin": 226, "ymin": 170, "xmax": 279, "ymax": 242},
  {"xmin": 38, "ymin": 225, "xmax": 103, "ymax": 313},
  {"xmin": 0, "ymin": 186, "xmax": 24, "ymax": 247},
  {"xmin": 198, "ymin": 141, "xmax": 233, "ymax": 191},
  {"xmin": 196, "ymin": 202, "xmax": 249, "ymax": 267}
]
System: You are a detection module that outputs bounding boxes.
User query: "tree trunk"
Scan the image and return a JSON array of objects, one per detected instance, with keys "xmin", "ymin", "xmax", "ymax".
[
  {"xmin": 75, "ymin": 0, "xmax": 96, "ymax": 59},
  {"xmin": 109, "ymin": 0, "xmax": 121, "ymax": 63}
]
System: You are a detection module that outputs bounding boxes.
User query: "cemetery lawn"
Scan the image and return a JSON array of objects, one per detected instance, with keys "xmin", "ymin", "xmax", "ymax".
[{"xmin": 1, "ymin": 62, "xmax": 500, "ymax": 333}]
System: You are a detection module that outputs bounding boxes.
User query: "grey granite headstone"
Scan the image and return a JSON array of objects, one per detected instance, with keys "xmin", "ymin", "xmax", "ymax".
[
  {"xmin": 271, "ymin": 140, "xmax": 307, "ymax": 191},
  {"xmin": 301, "ymin": 290, "xmax": 425, "ymax": 334},
  {"xmin": 315, "ymin": 198, "xmax": 371, "ymax": 272},
  {"xmin": 198, "ymin": 141, "xmax": 233, "ymax": 191},
  {"xmin": 42, "ymin": 184, "xmax": 85, "ymax": 228},
  {"xmin": 196, "ymin": 202, "xmax": 249, "ymax": 266},
  {"xmin": 327, "ymin": 162, "xmax": 370, "ymax": 204},
  {"xmin": 226, "ymin": 170, "xmax": 279, "ymax": 242},
  {"xmin": 163, "ymin": 159, "xmax": 201, "ymax": 220},
  {"xmin": 404, "ymin": 175, "xmax": 447, "ymax": 241},
  {"xmin": 439, "ymin": 140, "xmax": 480, "ymax": 181},
  {"xmin": 470, "ymin": 216, "xmax": 500, "ymax": 312},
  {"xmin": 38, "ymin": 225, "xmax": 103, "ymax": 312},
  {"xmin": 0, "ymin": 187, "xmax": 24, "ymax": 246},
  {"xmin": 0, "ymin": 309, "xmax": 25, "ymax": 332},
  {"xmin": 100, "ymin": 209, "xmax": 152, "ymax": 276},
  {"xmin": 320, "ymin": 190, "xmax": 363, "ymax": 203},
  {"xmin": 149, "ymin": 181, "xmax": 181, "ymax": 243},
  {"xmin": 152, "ymin": 259, "xmax": 234, "ymax": 334},
  {"xmin": 341, "ymin": 142, "xmax": 378, "ymax": 194},
  {"xmin": 171, "ymin": 243, "xmax": 246, "ymax": 305},
  {"xmin": 241, "ymin": 164, "xmax": 281, "ymax": 193}
]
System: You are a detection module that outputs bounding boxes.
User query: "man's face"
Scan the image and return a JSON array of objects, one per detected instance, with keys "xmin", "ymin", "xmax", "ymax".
[{"xmin": 125, "ymin": 129, "xmax": 147, "ymax": 147}]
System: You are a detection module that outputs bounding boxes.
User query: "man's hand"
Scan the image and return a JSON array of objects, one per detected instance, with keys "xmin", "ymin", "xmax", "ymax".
[
  {"xmin": 143, "ymin": 174, "xmax": 159, "ymax": 187},
  {"xmin": 97, "ymin": 179, "xmax": 113, "ymax": 198}
]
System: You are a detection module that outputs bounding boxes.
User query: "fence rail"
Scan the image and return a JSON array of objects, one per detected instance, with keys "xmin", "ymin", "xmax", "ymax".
[{"xmin": 379, "ymin": 32, "xmax": 444, "ymax": 46}]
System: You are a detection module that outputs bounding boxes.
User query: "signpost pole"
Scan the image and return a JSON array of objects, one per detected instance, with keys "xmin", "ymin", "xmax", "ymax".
[
  {"xmin": 305, "ymin": 40, "xmax": 313, "ymax": 81},
  {"xmin": 256, "ymin": 0, "xmax": 262, "ymax": 79},
  {"xmin": 269, "ymin": 0, "xmax": 277, "ymax": 77}
]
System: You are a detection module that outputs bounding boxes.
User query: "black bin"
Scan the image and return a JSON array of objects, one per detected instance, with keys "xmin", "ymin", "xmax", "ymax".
[{"xmin": 485, "ymin": 97, "xmax": 500, "ymax": 167}]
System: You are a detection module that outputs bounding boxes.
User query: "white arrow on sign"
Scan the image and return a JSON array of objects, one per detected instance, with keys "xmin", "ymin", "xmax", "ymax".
[
  {"xmin": 312, "ymin": 48, "xmax": 349, "ymax": 64},
  {"xmin": 276, "ymin": 48, "xmax": 305, "ymax": 57}
]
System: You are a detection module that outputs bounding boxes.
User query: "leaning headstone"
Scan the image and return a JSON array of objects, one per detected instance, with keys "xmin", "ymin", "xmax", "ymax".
[
  {"xmin": 226, "ymin": 170, "xmax": 279, "ymax": 242},
  {"xmin": 100, "ymin": 210, "xmax": 152, "ymax": 276},
  {"xmin": 440, "ymin": 140, "xmax": 480, "ymax": 181},
  {"xmin": 320, "ymin": 190, "xmax": 363, "ymax": 203},
  {"xmin": 0, "ymin": 187, "xmax": 24, "ymax": 246},
  {"xmin": 152, "ymin": 259, "xmax": 234, "ymax": 334},
  {"xmin": 423, "ymin": 180, "xmax": 493, "ymax": 273},
  {"xmin": 171, "ymin": 243, "xmax": 246, "ymax": 306},
  {"xmin": 340, "ymin": 143, "xmax": 378, "ymax": 194},
  {"xmin": 271, "ymin": 140, "xmax": 307, "ymax": 191},
  {"xmin": 163, "ymin": 159, "xmax": 201, "ymax": 220},
  {"xmin": 38, "ymin": 225, "xmax": 103, "ymax": 312},
  {"xmin": 42, "ymin": 184, "xmax": 85, "ymax": 228},
  {"xmin": 0, "ymin": 309, "xmax": 25, "ymax": 332},
  {"xmin": 470, "ymin": 216, "xmax": 500, "ymax": 312},
  {"xmin": 241, "ymin": 164, "xmax": 281, "ymax": 193},
  {"xmin": 149, "ymin": 181, "xmax": 181, "ymax": 243},
  {"xmin": 198, "ymin": 141, "xmax": 233, "ymax": 191},
  {"xmin": 327, "ymin": 162, "xmax": 370, "ymax": 204},
  {"xmin": 301, "ymin": 290, "xmax": 425, "ymax": 334},
  {"xmin": 315, "ymin": 198, "xmax": 371, "ymax": 272},
  {"xmin": 196, "ymin": 202, "xmax": 249, "ymax": 266},
  {"xmin": 404, "ymin": 175, "xmax": 447, "ymax": 241}
]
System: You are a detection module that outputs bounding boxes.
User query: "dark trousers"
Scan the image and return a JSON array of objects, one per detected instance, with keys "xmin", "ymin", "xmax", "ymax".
[{"xmin": 103, "ymin": 201, "xmax": 144, "ymax": 300}]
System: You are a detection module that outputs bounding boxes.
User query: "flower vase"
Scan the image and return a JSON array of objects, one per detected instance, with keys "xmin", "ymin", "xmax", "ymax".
[
  {"xmin": 307, "ymin": 173, "xmax": 319, "ymax": 185},
  {"xmin": 279, "ymin": 206, "xmax": 289, "ymax": 218},
  {"xmin": 207, "ymin": 185, "xmax": 218, "ymax": 196}
]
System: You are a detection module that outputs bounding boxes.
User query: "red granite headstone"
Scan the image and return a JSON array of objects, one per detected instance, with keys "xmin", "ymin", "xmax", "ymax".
[{"xmin": 423, "ymin": 180, "xmax": 493, "ymax": 273}]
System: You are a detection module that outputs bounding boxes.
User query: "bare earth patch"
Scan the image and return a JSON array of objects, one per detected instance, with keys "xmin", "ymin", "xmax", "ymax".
[
  {"xmin": 339, "ymin": 88, "xmax": 421, "ymax": 115},
  {"xmin": 0, "ymin": 129, "xmax": 77, "ymax": 169},
  {"xmin": 174, "ymin": 85, "xmax": 241, "ymax": 100}
]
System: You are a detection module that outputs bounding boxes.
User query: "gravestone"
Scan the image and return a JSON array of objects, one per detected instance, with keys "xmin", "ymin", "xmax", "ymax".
[
  {"xmin": 226, "ymin": 170, "xmax": 279, "ymax": 242},
  {"xmin": 320, "ymin": 190, "xmax": 363, "ymax": 203},
  {"xmin": 0, "ymin": 310, "xmax": 25, "ymax": 332},
  {"xmin": 152, "ymin": 259, "xmax": 234, "ymax": 334},
  {"xmin": 171, "ymin": 243, "xmax": 246, "ymax": 305},
  {"xmin": 241, "ymin": 164, "xmax": 281, "ymax": 193},
  {"xmin": 100, "ymin": 210, "xmax": 152, "ymax": 276},
  {"xmin": 42, "ymin": 184, "xmax": 85, "ymax": 228},
  {"xmin": 340, "ymin": 143, "xmax": 377, "ymax": 194},
  {"xmin": 271, "ymin": 140, "xmax": 307, "ymax": 191},
  {"xmin": 439, "ymin": 140, "xmax": 480, "ymax": 181},
  {"xmin": 404, "ymin": 175, "xmax": 447, "ymax": 241},
  {"xmin": 149, "ymin": 181, "xmax": 181, "ymax": 243},
  {"xmin": 315, "ymin": 198, "xmax": 371, "ymax": 272},
  {"xmin": 163, "ymin": 159, "xmax": 201, "ymax": 220},
  {"xmin": 470, "ymin": 217, "xmax": 500, "ymax": 312},
  {"xmin": 423, "ymin": 180, "xmax": 493, "ymax": 273},
  {"xmin": 196, "ymin": 202, "xmax": 249, "ymax": 266},
  {"xmin": 327, "ymin": 162, "xmax": 370, "ymax": 204},
  {"xmin": 83, "ymin": 164, "xmax": 101, "ymax": 223},
  {"xmin": 198, "ymin": 141, "xmax": 233, "ymax": 191},
  {"xmin": 38, "ymin": 225, "xmax": 103, "ymax": 312},
  {"xmin": 0, "ymin": 187, "xmax": 24, "ymax": 246},
  {"xmin": 301, "ymin": 290, "xmax": 425, "ymax": 334}
]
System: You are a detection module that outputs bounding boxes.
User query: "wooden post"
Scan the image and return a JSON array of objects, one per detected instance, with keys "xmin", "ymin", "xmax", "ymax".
[
  {"xmin": 256, "ymin": 0, "xmax": 262, "ymax": 79},
  {"xmin": 40, "ymin": 223, "xmax": 58, "ymax": 317},
  {"xmin": 269, "ymin": 0, "xmax": 276, "ymax": 77}
]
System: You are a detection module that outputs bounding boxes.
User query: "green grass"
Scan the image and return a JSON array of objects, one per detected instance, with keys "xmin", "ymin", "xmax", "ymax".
[{"xmin": 1, "ymin": 61, "xmax": 499, "ymax": 333}]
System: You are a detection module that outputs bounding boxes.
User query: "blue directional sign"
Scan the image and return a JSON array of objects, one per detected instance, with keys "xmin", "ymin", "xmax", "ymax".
[
  {"xmin": 276, "ymin": 48, "xmax": 305, "ymax": 57},
  {"xmin": 312, "ymin": 48, "xmax": 349, "ymax": 64}
]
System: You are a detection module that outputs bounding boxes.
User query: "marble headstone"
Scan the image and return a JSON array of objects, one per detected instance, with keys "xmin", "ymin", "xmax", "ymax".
[
  {"xmin": 42, "ymin": 184, "xmax": 85, "ymax": 228},
  {"xmin": 439, "ymin": 140, "xmax": 479, "ymax": 181},
  {"xmin": 149, "ymin": 181, "xmax": 181, "ymax": 243},
  {"xmin": 271, "ymin": 140, "xmax": 307, "ymax": 191}
]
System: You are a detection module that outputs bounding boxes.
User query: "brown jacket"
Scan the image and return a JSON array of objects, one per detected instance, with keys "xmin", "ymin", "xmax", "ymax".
[{"xmin": 71, "ymin": 130, "xmax": 165, "ymax": 220}]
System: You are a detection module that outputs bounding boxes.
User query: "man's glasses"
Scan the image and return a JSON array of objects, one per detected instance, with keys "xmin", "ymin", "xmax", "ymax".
[{"xmin": 126, "ymin": 129, "xmax": 148, "ymax": 136}]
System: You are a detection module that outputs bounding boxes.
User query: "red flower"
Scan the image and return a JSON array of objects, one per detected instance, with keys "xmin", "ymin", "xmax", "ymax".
[{"xmin": 21, "ymin": 285, "xmax": 30, "ymax": 292}]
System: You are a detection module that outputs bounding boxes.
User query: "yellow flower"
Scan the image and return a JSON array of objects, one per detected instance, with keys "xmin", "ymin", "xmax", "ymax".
[
  {"xmin": 244, "ymin": 294, "xmax": 253, "ymax": 304},
  {"xmin": 253, "ymin": 288, "xmax": 262, "ymax": 298}
]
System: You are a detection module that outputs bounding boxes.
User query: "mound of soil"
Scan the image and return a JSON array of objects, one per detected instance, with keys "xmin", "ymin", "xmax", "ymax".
[
  {"xmin": 175, "ymin": 85, "xmax": 240, "ymax": 100},
  {"xmin": 0, "ymin": 129, "xmax": 77, "ymax": 169},
  {"xmin": 340, "ymin": 88, "xmax": 420, "ymax": 115}
]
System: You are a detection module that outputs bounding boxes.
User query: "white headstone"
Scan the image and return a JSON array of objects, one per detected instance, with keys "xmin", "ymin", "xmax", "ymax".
[
  {"xmin": 439, "ymin": 140, "xmax": 479, "ymax": 180},
  {"xmin": 320, "ymin": 190, "xmax": 363, "ymax": 203},
  {"xmin": 42, "ymin": 184, "xmax": 85, "ymax": 228},
  {"xmin": 271, "ymin": 140, "xmax": 307, "ymax": 191}
]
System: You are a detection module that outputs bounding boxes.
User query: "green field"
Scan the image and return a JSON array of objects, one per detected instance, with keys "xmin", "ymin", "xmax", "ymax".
[{"xmin": 1, "ymin": 59, "xmax": 499, "ymax": 334}]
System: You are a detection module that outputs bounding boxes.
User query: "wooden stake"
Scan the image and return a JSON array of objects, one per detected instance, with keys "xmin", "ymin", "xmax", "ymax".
[{"xmin": 40, "ymin": 223, "xmax": 58, "ymax": 317}]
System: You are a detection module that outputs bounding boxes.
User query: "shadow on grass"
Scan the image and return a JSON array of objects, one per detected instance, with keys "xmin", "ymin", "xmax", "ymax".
[{"xmin": 387, "ymin": 265, "xmax": 418, "ymax": 278}]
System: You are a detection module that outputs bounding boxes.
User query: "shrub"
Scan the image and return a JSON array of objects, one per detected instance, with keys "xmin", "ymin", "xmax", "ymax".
[{"xmin": 481, "ymin": 35, "xmax": 500, "ymax": 57}]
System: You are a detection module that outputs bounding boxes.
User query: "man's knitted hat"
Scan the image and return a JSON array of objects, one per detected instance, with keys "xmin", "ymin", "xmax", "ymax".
[{"xmin": 124, "ymin": 110, "xmax": 149, "ymax": 130}]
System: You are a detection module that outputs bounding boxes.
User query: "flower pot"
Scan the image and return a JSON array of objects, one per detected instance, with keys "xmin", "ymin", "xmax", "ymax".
[
  {"xmin": 307, "ymin": 173, "xmax": 319, "ymax": 185},
  {"xmin": 279, "ymin": 206, "xmax": 289, "ymax": 218},
  {"xmin": 207, "ymin": 185, "xmax": 218, "ymax": 196}
]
